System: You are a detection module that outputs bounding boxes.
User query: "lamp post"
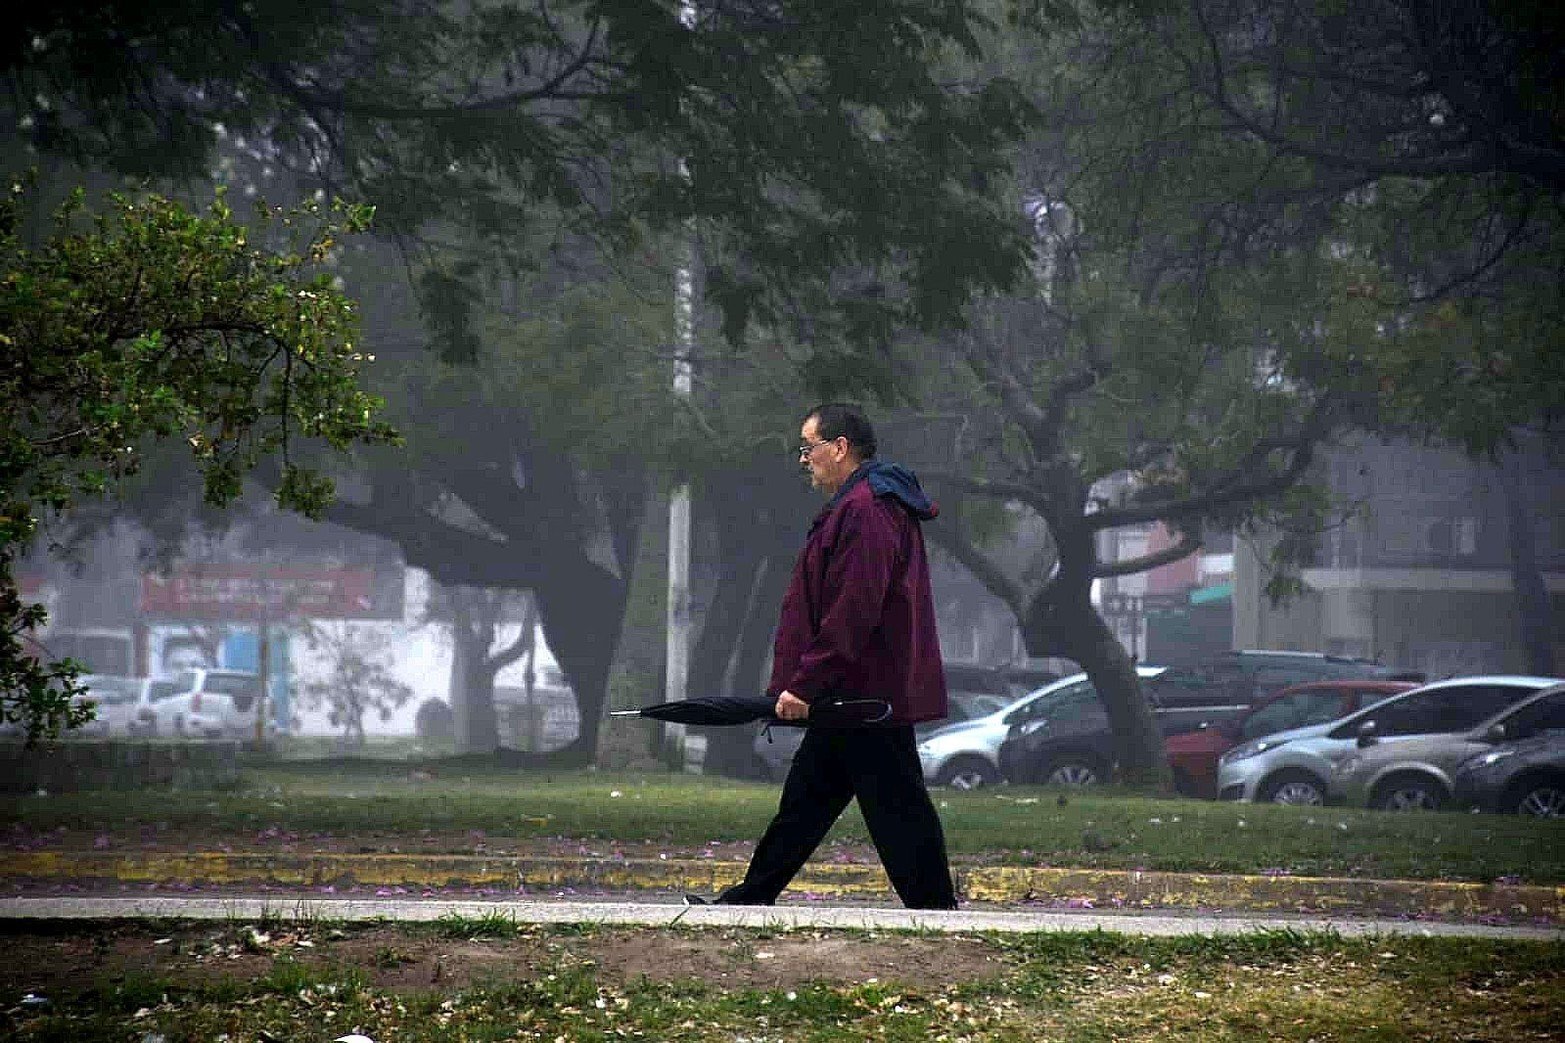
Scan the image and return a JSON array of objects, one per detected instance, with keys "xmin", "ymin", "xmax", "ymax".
[{"xmin": 664, "ymin": 0, "xmax": 701, "ymax": 771}]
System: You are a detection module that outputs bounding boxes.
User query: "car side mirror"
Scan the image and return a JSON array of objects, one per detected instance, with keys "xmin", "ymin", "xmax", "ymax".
[{"xmin": 1356, "ymin": 720, "xmax": 1379, "ymax": 748}]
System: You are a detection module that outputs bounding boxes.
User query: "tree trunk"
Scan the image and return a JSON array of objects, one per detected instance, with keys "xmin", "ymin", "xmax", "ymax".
[
  {"xmin": 501, "ymin": 466, "xmax": 647, "ymax": 770},
  {"xmin": 450, "ymin": 613, "xmax": 501, "ymax": 755},
  {"xmin": 691, "ymin": 555, "xmax": 769, "ymax": 778},
  {"xmin": 686, "ymin": 476, "xmax": 778, "ymax": 777},
  {"xmin": 529, "ymin": 552, "xmax": 631, "ymax": 765},
  {"xmin": 1499, "ymin": 447, "xmax": 1557, "ymax": 675},
  {"xmin": 733, "ymin": 553, "xmax": 788, "ymax": 698},
  {"xmin": 1017, "ymin": 561, "xmax": 1171, "ymax": 791}
]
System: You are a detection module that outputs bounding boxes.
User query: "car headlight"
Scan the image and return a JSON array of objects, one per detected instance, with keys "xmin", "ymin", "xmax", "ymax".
[{"xmin": 1223, "ymin": 738, "xmax": 1286, "ymax": 764}]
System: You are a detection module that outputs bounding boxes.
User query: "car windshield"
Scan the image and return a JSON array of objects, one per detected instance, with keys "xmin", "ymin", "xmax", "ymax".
[
  {"xmin": 949, "ymin": 692, "xmax": 1012, "ymax": 722},
  {"xmin": 1239, "ymin": 690, "xmax": 1348, "ymax": 741},
  {"xmin": 82, "ymin": 677, "xmax": 140, "ymax": 704},
  {"xmin": 204, "ymin": 673, "xmax": 260, "ymax": 697},
  {"xmin": 1005, "ymin": 680, "xmax": 1102, "ymax": 725}
]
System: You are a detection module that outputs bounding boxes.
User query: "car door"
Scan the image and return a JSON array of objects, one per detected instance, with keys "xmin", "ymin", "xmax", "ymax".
[
  {"xmin": 1147, "ymin": 668, "xmax": 1249, "ymax": 734},
  {"xmin": 1491, "ymin": 691, "xmax": 1565, "ymax": 743},
  {"xmin": 1345, "ymin": 684, "xmax": 1543, "ymax": 745}
]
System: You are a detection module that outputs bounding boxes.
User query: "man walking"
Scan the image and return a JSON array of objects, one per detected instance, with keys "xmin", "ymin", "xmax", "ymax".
[{"xmin": 703, "ymin": 403, "xmax": 957, "ymax": 909}]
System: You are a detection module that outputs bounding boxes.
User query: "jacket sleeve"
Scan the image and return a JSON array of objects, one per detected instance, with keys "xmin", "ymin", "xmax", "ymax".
[{"xmin": 786, "ymin": 500, "xmax": 899, "ymax": 700}]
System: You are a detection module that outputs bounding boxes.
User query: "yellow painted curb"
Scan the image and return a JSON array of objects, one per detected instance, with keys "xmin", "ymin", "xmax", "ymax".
[
  {"xmin": 960, "ymin": 866, "xmax": 1563, "ymax": 921},
  {"xmin": 1, "ymin": 852, "xmax": 1558, "ymax": 922}
]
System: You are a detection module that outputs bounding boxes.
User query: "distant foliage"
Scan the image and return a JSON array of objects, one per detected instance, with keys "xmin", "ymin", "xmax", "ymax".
[
  {"xmin": 1, "ymin": 181, "xmax": 399, "ymax": 743},
  {"xmin": 415, "ymin": 697, "xmax": 455, "ymax": 742},
  {"xmin": 298, "ymin": 621, "xmax": 414, "ymax": 748}
]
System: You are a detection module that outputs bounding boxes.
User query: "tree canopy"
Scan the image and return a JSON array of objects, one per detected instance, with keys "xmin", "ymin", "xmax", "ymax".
[
  {"xmin": 5, "ymin": 0, "xmax": 1039, "ymax": 365},
  {"xmin": 2, "ymin": 183, "xmax": 396, "ymax": 740}
]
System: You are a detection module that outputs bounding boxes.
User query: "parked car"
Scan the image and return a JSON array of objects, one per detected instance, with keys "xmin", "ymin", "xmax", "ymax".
[
  {"xmin": 70, "ymin": 674, "xmax": 145, "ymax": 737},
  {"xmin": 918, "ymin": 667, "xmax": 1168, "ymax": 790},
  {"xmin": 1165, "ymin": 679, "xmax": 1419, "ymax": 797},
  {"xmin": 150, "ymin": 668, "xmax": 264, "ymax": 740},
  {"xmin": 1328, "ymin": 684, "xmax": 1565, "ymax": 811},
  {"xmin": 1186, "ymin": 650, "xmax": 1419, "ymax": 705},
  {"xmin": 1216, "ymin": 675, "xmax": 1562, "ymax": 805},
  {"xmin": 997, "ymin": 660, "xmax": 1062, "ymax": 699},
  {"xmin": 1451, "ymin": 727, "xmax": 1565, "ymax": 818},
  {"xmin": 753, "ymin": 663, "xmax": 1015, "ymax": 782},
  {"xmin": 127, "ymin": 676, "xmax": 184, "ymax": 737},
  {"xmin": 997, "ymin": 665, "xmax": 1258, "ymax": 786}
]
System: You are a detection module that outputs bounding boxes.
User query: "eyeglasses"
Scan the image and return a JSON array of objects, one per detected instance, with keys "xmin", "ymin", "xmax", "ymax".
[{"xmin": 797, "ymin": 438, "xmax": 837, "ymax": 459}]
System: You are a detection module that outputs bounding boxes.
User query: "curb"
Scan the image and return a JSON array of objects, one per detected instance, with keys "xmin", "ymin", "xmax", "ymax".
[
  {"xmin": 5, "ymin": 896, "xmax": 1562, "ymax": 940},
  {"xmin": 3, "ymin": 851, "xmax": 1560, "ymax": 923}
]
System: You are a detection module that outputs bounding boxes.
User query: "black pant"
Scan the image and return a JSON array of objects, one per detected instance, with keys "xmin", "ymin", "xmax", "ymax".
[{"xmin": 718, "ymin": 724, "xmax": 957, "ymax": 909}]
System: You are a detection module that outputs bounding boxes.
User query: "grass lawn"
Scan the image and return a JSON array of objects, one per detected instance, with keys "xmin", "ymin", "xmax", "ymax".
[
  {"xmin": 6, "ymin": 759, "xmax": 1565, "ymax": 884},
  {"xmin": 3, "ymin": 917, "xmax": 1561, "ymax": 1042}
]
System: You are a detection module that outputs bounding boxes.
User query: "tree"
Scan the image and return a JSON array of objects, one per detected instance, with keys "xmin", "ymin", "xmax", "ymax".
[
  {"xmin": 414, "ymin": 696, "xmax": 455, "ymax": 744},
  {"xmin": 427, "ymin": 585, "xmax": 540, "ymax": 756},
  {"xmin": 1, "ymin": 182, "xmax": 396, "ymax": 742},
  {"xmin": 886, "ymin": 0, "xmax": 1564, "ymax": 787},
  {"xmin": 297, "ymin": 620, "xmax": 414, "ymax": 748},
  {"xmin": 4, "ymin": 2, "xmax": 1044, "ymax": 763}
]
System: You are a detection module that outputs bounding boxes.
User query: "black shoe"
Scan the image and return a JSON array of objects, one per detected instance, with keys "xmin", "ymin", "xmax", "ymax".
[{"xmin": 682, "ymin": 894, "xmax": 710, "ymax": 906}]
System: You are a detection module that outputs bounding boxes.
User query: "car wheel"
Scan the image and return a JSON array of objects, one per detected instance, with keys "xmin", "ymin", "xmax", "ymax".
[
  {"xmin": 936, "ymin": 756, "xmax": 999, "ymax": 790},
  {"xmin": 1373, "ymin": 775, "xmax": 1445, "ymax": 812},
  {"xmin": 1043, "ymin": 755, "xmax": 1107, "ymax": 787},
  {"xmin": 1259, "ymin": 771, "xmax": 1325, "ymax": 806},
  {"xmin": 1511, "ymin": 775, "xmax": 1565, "ymax": 818}
]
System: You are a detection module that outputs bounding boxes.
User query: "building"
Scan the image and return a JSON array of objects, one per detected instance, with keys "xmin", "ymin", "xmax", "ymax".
[{"xmin": 1234, "ymin": 435, "xmax": 1564, "ymax": 678}]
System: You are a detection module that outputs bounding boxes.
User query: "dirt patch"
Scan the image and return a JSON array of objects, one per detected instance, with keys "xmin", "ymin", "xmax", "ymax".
[{"xmin": 0, "ymin": 920, "xmax": 1013, "ymax": 1000}]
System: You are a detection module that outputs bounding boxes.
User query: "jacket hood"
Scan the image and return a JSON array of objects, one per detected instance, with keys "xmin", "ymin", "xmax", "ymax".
[{"xmin": 831, "ymin": 460, "xmax": 938, "ymax": 520}]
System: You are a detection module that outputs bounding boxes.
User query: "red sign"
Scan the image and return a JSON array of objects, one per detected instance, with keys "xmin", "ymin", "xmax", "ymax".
[{"xmin": 141, "ymin": 565, "xmax": 388, "ymax": 620}]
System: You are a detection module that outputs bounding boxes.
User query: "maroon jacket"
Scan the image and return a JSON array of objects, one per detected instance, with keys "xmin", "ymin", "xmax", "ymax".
[{"xmin": 768, "ymin": 462, "xmax": 948, "ymax": 726}]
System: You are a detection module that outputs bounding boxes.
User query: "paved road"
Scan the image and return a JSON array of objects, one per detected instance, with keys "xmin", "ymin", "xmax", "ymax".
[{"xmin": 4, "ymin": 893, "xmax": 1560, "ymax": 940}]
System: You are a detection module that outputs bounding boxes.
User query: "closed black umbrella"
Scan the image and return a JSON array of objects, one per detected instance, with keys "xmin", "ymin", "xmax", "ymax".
[{"xmin": 610, "ymin": 692, "xmax": 891, "ymax": 727}]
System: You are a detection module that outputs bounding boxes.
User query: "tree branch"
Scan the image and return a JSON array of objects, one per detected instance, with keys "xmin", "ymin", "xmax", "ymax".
[
  {"xmin": 924, "ymin": 518, "xmax": 1027, "ymax": 618},
  {"xmin": 484, "ymin": 614, "xmax": 536, "ymax": 672},
  {"xmin": 1092, "ymin": 532, "xmax": 1202, "ymax": 578}
]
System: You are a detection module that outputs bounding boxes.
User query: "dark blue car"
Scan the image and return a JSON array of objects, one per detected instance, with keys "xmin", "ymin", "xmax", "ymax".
[{"xmin": 1452, "ymin": 724, "xmax": 1565, "ymax": 818}]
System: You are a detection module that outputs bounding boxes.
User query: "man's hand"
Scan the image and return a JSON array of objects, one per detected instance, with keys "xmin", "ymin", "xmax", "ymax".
[{"xmin": 775, "ymin": 691, "xmax": 810, "ymax": 721}]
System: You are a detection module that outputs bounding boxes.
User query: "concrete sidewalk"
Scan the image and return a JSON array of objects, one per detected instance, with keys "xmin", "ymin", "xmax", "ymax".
[
  {"xmin": 4, "ymin": 893, "xmax": 1561, "ymax": 940},
  {"xmin": 3, "ymin": 849, "xmax": 1560, "ymax": 924}
]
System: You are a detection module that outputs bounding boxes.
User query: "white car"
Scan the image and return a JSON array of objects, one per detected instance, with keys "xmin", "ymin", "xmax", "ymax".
[
  {"xmin": 151, "ymin": 668, "xmax": 264, "ymax": 740},
  {"xmin": 71, "ymin": 674, "xmax": 144, "ymax": 737},
  {"xmin": 917, "ymin": 667, "xmax": 1167, "ymax": 789},
  {"xmin": 125, "ymin": 676, "xmax": 184, "ymax": 737},
  {"xmin": 1216, "ymin": 675, "xmax": 1562, "ymax": 805}
]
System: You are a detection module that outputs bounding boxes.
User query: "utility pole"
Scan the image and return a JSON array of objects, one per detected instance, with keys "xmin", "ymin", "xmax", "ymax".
[{"xmin": 665, "ymin": 0, "xmax": 700, "ymax": 771}]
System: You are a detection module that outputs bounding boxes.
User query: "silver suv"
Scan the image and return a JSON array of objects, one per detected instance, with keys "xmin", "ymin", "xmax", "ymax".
[{"xmin": 150, "ymin": 668, "xmax": 263, "ymax": 740}]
